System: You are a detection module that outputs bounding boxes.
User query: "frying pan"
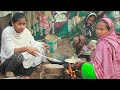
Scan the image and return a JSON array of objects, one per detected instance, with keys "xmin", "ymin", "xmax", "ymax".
[
  {"xmin": 47, "ymin": 53, "xmax": 69, "ymax": 65},
  {"xmin": 47, "ymin": 58, "xmax": 66, "ymax": 65},
  {"xmin": 47, "ymin": 53, "xmax": 82, "ymax": 65}
]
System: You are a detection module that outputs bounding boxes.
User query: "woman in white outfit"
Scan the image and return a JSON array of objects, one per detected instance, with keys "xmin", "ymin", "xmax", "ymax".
[{"xmin": 0, "ymin": 12, "xmax": 50, "ymax": 77}]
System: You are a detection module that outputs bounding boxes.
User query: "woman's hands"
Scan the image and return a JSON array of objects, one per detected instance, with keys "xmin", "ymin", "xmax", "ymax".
[
  {"xmin": 25, "ymin": 42, "xmax": 50, "ymax": 56},
  {"xmin": 26, "ymin": 46, "xmax": 40, "ymax": 56},
  {"xmin": 42, "ymin": 42, "xmax": 50, "ymax": 53},
  {"xmin": 74, "ymin": 61, "xmax": 86, "ymax": 70},
  {"xmin": 14, "ymin": 42, "xmax": 50, "ymax": 56}
]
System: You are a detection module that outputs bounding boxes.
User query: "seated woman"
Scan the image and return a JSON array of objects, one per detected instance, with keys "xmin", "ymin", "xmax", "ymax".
[
  {"xmin": 74, "ymin": 17, "xmax": 120, "ymax": 79},
  {"xmin": 0, "ymin": 12, "xmax": 50, "ymax": 78}
]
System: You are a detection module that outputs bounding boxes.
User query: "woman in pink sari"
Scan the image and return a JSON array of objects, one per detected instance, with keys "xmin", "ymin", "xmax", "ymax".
[{"xmin": 74, "ymin": 17, "xmax": 120, "ymax": 79}]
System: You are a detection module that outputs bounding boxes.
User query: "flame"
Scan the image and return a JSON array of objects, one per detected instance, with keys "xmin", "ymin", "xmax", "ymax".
[{"xmin": 66, "ymin": 63, "xmax": 76, "ymax": 79}]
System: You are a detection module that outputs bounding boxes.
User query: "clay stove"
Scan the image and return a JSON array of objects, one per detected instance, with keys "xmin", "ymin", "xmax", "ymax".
[
  {"xmin": 39, "ymin": 63, "xmax": 82, "ymax": 79},
  {"xmin": 39, "ymin": 64, "xmax": 65, "ymax": 79}
]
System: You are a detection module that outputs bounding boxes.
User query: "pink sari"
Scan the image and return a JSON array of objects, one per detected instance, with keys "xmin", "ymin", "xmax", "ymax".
[{"xmin": 90, "ymin": 18, "xmax": 120, "ymax": 79}]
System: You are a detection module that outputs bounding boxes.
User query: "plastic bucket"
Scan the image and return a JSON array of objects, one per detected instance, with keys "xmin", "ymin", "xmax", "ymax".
[{"xmin": 45, "ymin": 34, "xmax": 58, "ymax": 53}]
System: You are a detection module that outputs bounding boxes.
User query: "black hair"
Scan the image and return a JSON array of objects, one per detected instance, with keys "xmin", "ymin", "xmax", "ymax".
[
  {"xmin": 9, "ymin": 12, "xmax": 26, "ymax": 26},
  {"xmin": 97, "ymin": 19, "xmax": 110, "ymax": 31}
]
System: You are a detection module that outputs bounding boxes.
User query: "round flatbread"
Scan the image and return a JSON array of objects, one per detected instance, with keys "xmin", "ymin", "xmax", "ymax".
[{"xmin": 65, "ymin": 58, "xmax": 82, "ymax": 64}]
